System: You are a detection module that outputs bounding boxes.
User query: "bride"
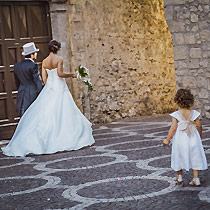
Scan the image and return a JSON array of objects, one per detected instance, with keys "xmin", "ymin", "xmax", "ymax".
[{"xmin": 2, "ymin": 40, "xmax": 95, "ymax": 157}]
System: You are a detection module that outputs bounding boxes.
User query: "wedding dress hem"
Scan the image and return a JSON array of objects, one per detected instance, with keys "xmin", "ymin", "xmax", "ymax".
[{"xmin": 1, "ymin": 68, "xmax": 95, "ymax": 157}]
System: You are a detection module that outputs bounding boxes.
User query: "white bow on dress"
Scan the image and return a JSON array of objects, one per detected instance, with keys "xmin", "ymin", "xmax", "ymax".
[{"xmin": 178, "ymin": 120, "xmax": 196, "ymax": 136}]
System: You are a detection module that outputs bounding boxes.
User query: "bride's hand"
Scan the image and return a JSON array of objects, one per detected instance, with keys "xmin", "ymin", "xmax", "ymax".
[{"xmin": 71, "ymin": 72, "xmax": 77, "ymax": 78}]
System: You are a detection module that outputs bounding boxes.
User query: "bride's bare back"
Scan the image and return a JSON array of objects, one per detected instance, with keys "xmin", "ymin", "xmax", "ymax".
[
  {"xmin": 41, "ymin": 53, "xmax": 76, "ymax": 84},
  {"xmin": 42, "ymin": 53, "xmax": 61, "ymax": 70}
]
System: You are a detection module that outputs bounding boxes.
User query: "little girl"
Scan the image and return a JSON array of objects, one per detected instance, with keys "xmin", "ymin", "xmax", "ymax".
[{"xmin": 163, "ymin": 89, "xmax": 208, "ymax": 186}]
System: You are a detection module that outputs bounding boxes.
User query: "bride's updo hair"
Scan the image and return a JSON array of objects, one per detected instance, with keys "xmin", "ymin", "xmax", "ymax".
[
  {"xmin": 174, "ymin": 89, "xmax": 194, "ymax": 108},
  {"xmin": 48, "ymin": 40, "xmax": 61, "ymax": 54}
]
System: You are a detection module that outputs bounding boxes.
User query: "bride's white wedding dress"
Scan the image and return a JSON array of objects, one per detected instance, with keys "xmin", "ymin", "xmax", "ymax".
[{"xmin": 2, "ymin": 68, "xmax": 95, "ymax": 157}]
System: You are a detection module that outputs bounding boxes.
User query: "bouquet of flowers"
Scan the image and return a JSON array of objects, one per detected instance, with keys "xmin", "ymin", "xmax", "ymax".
[{"xmin": 76, "ymin": 65, "xmax": 93, "ymax": 91}]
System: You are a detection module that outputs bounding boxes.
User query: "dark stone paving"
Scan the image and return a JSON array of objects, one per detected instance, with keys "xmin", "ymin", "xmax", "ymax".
[{"xmin": 0, "ymin": 115, "xmax": 210, "ymax": 210}]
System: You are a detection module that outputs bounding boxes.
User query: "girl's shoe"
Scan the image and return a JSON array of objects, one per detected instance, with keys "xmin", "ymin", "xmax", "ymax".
[
  {"xmin": 189, "ymin": 178, "xmax": 201, "ymax": 186},
  {"xmin": 174, "ymin": 175, "xmax": 183, "ymax": 184}
]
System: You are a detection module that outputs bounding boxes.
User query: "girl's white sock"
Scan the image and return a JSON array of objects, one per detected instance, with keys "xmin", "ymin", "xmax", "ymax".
[
  {"xmin": 178, "ymin": 174, "xmax": 182, "ymax": 182},
  {"xmin": 193, "ymin": 178, "xmax": 200, "ymax": 185}
]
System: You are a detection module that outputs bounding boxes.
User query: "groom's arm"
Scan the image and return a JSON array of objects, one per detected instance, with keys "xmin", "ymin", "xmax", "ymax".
[
  {"xmin": 31, "ymin": 63, "xmax": 44, "ymax": 92},
  {"xmin": 14, "ymin": 71, "xmax": 20, "ymax": 89},
  {"xmin": 14, "ymin": 64, "xmax": 20, "ymax": 89}
]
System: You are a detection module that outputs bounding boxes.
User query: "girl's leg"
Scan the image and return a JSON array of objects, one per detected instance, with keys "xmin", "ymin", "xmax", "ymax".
[
  {"xmin": 192, "ymin": 170, "xmax": 199, "ymax": 178},
  {"xmin": 177, "ymin": 169, "xmax": 182, "ymax": 175}
]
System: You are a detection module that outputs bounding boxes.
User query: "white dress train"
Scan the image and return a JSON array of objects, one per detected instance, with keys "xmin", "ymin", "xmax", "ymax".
[{"xmin": 2, "ymin": 68, "xmax": 95, "ymax": 157}]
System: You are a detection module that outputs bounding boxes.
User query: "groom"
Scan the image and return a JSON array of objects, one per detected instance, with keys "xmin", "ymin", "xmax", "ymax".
[{"xmin": 14, "ymin": 42, "xmax": 44, "ymax": 116}]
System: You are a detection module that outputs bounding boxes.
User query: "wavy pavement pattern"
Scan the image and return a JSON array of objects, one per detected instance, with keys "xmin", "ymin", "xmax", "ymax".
[{"xmin": 0, "ymin": 119, "xmax": 210, "ymax": 209}]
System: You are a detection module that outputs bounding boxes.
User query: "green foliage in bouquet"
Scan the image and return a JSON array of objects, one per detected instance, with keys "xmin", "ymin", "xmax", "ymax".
[
  {"xmin": 78, "ymin": 65, "xmax": 89, "ymax": 78},
  {"xmin": 84, "ymin": 81, "xmax": 93, "ymax": 92},
  {"xmin": 77, "ymin": 65, "xmax": 93, "ymax": 92}
]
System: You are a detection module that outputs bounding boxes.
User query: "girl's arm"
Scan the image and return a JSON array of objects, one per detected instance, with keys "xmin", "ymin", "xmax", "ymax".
[
  {"xmin": 163, "ymin": 117, "xmax": 178, "ymax": 145},
  {"xmin": 194, "ymin": 117, "xmax": 202, "ymax": 138},
  {"xmin": 57, "ymin": 57, "xmax": 77, "ymax": 78}
]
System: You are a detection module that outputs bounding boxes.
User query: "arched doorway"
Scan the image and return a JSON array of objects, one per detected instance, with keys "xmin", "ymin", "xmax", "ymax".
[{"xmin": 0, "ymin": 0, "xmax": 52, "ymax": 139}]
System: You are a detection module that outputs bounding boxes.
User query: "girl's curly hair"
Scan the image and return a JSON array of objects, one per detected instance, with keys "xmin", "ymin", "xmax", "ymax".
[{"xmin": 174, "ymin": 89, "xmax": 194, "ymax": 108}]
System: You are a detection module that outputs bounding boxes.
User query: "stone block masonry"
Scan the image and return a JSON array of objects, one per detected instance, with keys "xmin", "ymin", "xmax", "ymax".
[
  {"xmin": 50, "ymin": 0, "xmax": 176, "ymax": 124},
  {"xmin": 164, "ymin": 0, "xmax": 210, "ymax": 118}
]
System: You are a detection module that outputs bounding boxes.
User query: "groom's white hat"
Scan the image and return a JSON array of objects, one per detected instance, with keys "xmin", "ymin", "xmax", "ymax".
[{"xmin": 22, "ymin": 42, "xmax": 39, "ymax": 56}]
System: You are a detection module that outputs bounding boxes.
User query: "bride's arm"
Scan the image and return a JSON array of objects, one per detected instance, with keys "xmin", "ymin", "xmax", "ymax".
[
  {"xmin": 41, "ymin": 62, "xmax": 48, "ymax": 84},
  {"xmin": 57, "ymin": 58, "xmax": 77, "ymax": 78}
]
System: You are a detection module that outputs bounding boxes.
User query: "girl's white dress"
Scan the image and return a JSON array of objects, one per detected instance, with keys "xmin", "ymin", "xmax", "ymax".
[
  {"xmin": 170, "ymin": 110, "xmax": 208, "ymax": 171},
  {"xmin": 2, "ymin": 68, "xmax": 95, "ymax": 157}
]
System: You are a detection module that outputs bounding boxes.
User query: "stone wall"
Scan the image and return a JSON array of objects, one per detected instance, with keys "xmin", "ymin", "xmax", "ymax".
[
  {"xmin": 164, "ymin": 0, "xmax": 210, "ymax": 117},
  {"xmin": 50, "ymin": 0, "xmax": 176, "ymax": 124}
]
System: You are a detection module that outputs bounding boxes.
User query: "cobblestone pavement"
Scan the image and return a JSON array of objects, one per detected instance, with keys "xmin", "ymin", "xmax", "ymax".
[{"xmin": 0, "ymin": 115, "xmax": 210, "ymax": 210}]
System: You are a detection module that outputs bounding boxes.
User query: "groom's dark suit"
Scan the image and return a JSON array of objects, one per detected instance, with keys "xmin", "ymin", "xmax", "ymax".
[{"xmin": 14, "ymin": 59, "xmax": 43, "ymax": 116}]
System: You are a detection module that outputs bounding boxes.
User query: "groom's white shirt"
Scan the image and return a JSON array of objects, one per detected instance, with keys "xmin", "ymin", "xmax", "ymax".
[{"xmin": 25, "ymin": 58, "xmax": 35, "ymax": 62}]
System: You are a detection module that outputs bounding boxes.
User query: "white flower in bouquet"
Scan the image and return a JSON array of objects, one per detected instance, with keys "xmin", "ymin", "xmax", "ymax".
[{"xmin": 76, "ymin": 65, "xmax": 93, "ymax": 91}]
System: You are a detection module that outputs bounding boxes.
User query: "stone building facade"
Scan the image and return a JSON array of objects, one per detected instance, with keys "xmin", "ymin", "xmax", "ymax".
[
  {"xmin": 50, "ymin": 0, "xmax": 176, "ymax": 124},
  {"xmin": 164, "ymin": 0, "xmax": 210, "ymax": 117}
]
